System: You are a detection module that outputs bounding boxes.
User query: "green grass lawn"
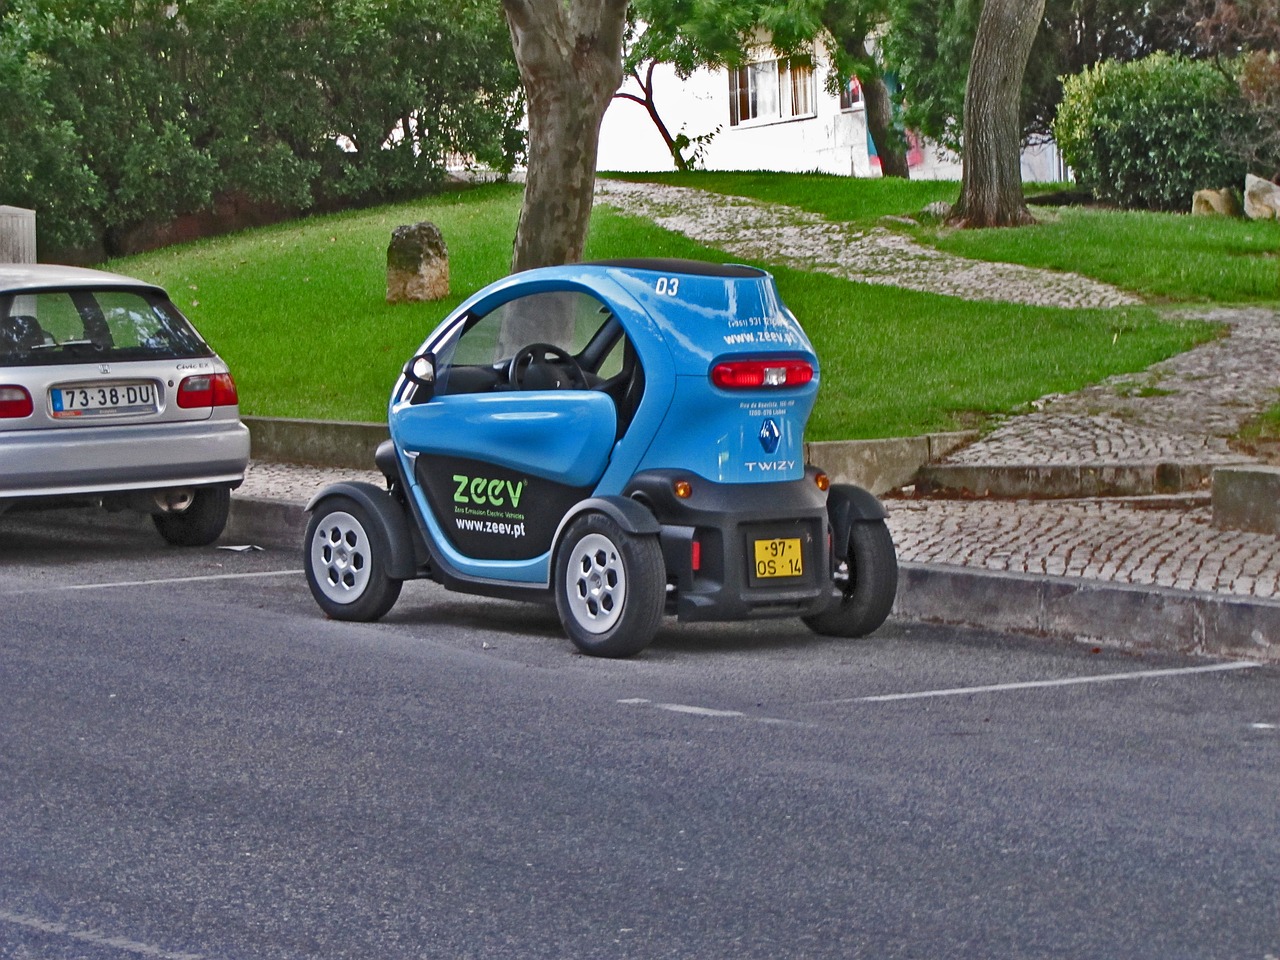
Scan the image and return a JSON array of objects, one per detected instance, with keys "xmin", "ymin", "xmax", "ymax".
[
  {"xmin": 110, "ymin": 177, "xmax": 1219, "ymax": 440},
  {"xmin": 613, "ymin": 171, "xmax": 1280, "ymax": 304}
]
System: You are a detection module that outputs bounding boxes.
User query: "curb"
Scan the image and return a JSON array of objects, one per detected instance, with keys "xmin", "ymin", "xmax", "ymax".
[
  {"xmin": 225, "ymin": 495, "xmax": 1279, "ymax": 662},
  {"xmin": 894, "ymin": 562, "xmax": 1279, "ymax": 662},
  {"xmin": 243, "ymin": 416, "xmax": 389, "ymax": 471},
  {"xmin": 915, "ymin": 462, "xmax": 1225, "ymax": 499}
]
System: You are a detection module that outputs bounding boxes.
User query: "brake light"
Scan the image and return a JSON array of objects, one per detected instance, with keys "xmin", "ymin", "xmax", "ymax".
[
  {"xmin": 711, "ymin": 359, "xmax": 813, "ymax": 389},
  {"xmin": 0, "ymin": 385, "xmax": 33, "ymax": 418},
  {"xmin": 177, "ymin": 373, "xmax": 239, "ymax": 409}
]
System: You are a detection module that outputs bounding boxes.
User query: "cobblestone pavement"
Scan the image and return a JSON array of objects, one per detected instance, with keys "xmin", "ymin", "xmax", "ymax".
[
  {"xmin": 944, "ymin": 306, "xmax": 1280, "ymax": 467},
  {"xmin": 886, "ymin": 497, "xmax": 1279, "ymax": 599},
  {"xmin": 595, "ymin": 179, "xmax": 1140, "ymax": 310}
]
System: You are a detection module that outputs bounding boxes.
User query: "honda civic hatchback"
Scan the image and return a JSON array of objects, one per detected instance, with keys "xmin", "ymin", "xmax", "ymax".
[{"xmin": 0, "ymin": 264, "xmax": 250, "ymax": 545}]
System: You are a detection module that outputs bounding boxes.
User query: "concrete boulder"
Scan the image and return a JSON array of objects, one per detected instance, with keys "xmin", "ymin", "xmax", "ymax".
[
  {"xmin": 387, "ymin": 222, "xmax": 449, "ymax": 303},
  {"xmin": 1191, "ymin": 188, "xmax": 1241, "ymax": 217},
  {"xmin": 1243, "ymin": 174, "xmax": 1280, "ymax": 220}
]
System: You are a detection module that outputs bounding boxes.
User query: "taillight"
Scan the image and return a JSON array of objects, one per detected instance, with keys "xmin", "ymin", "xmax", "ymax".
[
  {"xmin": 177, "ymin": 373, "xmax": 238, "ymax": 409},
  {"xmin": 711, "ymin": 359, "xmax": 813, "ymax": 389},
  {"xmin": 0, "ymin": 385, "xmax": 33, "ymax": 418}
]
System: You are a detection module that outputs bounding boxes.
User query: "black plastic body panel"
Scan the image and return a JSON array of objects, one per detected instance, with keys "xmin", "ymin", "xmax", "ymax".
[{"xmin": 624, "ymin": 468, "xmax": 838, "ymax": 622}]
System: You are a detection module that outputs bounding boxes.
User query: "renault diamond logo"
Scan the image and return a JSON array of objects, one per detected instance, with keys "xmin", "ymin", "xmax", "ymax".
[{"xmin": 759, "ymin": 418, "xmax": 781, "ymax": 454}]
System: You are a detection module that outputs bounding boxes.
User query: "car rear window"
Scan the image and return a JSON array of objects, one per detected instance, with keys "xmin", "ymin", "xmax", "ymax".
[{"xmin": 0, "ymin": 288, "xmax": 213, "ymax": 366}]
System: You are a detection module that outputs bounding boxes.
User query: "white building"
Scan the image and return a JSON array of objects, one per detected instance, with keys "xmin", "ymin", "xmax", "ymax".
[{"xmin": 598, "ymin": 50, "xmax": 1065, "ymax": 182}]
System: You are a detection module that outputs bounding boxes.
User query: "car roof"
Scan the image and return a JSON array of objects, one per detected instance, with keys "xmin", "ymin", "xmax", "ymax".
[{"xmin": 0, "ymin": 263, "xmax": 164, "ymax": 295}]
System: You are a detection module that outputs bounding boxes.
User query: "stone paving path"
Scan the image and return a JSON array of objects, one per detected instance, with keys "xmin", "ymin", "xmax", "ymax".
[
  {"xmin": 886, "ymin": 497, "xmax": 1280, "ymax": 599},
  {"xmin": 595, "ymin": 179, "xmax": 1140, "ymax": 309}
]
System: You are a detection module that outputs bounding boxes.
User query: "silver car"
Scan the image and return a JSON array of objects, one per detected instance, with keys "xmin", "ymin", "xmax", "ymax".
[{"xmin": 0, "ymin": 264, "xmax": 250, "ymax": 545}]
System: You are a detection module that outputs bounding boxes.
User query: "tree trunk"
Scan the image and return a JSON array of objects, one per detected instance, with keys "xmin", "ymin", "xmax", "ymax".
[
  {"xmin": 862, "ymin": 71, "xmax": 910, "ymax": 179},
  {"xmin": 948, "ymin": 0, "xmax": 1046, "ymax": 228},
  {"xmin": 503, "ymin": 0, "xmax": 628, "ymax": 272}
]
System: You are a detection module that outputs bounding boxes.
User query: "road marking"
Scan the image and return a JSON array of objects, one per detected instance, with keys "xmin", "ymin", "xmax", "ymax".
[
  {"xmin": 654, "ymin": 703, "xmax": 746, "ymax": 718},
  {"xmin": 832, "ymin": 661, "xmax": 1262, "ymax": 704},
  {"xmin": 11, "ymin": 569, "xmax": 303, "ymax": 593},
  {"xmin": 617, "ymin": 698, "xmax": 814, "ymax": 728},
  {"xmin": 0, "ymin": 909, "xmax": 203, "ymax": 959}
]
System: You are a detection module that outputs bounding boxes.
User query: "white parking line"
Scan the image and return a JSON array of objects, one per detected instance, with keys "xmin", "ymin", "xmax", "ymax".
[
  {"xmin": 836, "ymin": 661, "xmax": 1262, "ymax": 704},
  {"xmin": 0, "ymin": 909, "xmax": 203, "ymax": 959},
  {"xmin": 11, "ymin": 569, "xmax": 303, "ymax": 593}
]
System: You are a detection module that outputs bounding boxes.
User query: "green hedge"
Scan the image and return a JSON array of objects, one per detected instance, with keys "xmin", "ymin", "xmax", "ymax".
[
  {"xmin": 1054, "ymin": 53, "xmax": 1249, "ymax": 211},
  {"xmin": 0, "ymin": 0, "xmax": 523, "ymax": 259}
]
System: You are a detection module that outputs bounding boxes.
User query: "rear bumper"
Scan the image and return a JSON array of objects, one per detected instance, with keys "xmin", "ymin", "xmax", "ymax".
[
  {"xmin": 624, "ymin": 469, "xmax": 836, "ymax": 622},
  {"xmin": 0, "ymin": 419, "xmax": 250, "ymax": 500}
]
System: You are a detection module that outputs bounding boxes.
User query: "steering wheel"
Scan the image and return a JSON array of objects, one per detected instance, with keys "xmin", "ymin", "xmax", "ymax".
[{"xmin": 507, "ymin": 342, "xmax": 588, "ymax": 391}]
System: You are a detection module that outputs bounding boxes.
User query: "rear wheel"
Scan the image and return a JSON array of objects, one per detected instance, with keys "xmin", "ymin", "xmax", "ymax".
[
  {"xmin": 152, "ymin": 487, "xmax": 230, "ymax": 547},
  {"xmin": 804, "ymin": 519, "xmax": 898, "ymax": 638},
  {"xmin": 555, "ymin": 512, "xmax": 665, "ymax": 658},
  {"xmin": 305, "ymin": 496, "xmax": 402, "ymax": 621}
]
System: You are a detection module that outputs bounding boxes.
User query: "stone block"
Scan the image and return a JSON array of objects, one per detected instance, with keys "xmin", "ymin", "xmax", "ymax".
[
  {"xmin": 1191, "ymin": 188, "xmax": 1241, "ymax": 217},
  {"xmin": 387, "ymin": 221, "xmax": 449, "ymax": 303},
  {"xmin": 1244, "ymin": 174, "xmax": 1280, "ymax": 221},
  {"xmin": 1212, "ymin": 465, "xmax": 1280, "ymax": 535}
]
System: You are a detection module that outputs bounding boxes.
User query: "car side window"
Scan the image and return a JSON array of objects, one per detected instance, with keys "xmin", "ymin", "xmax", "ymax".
[{"xmin": 436, "ymin": 290, "xmax": 622, "ymax": 395}]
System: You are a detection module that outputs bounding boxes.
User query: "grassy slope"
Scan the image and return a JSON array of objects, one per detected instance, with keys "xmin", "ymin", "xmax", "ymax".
[
  {"xmin": 111, "ymin": 178, "xmax": 1215, "ymax": 439},
  {"xmin": 609, "ymin": 171, "xmax": 1280, "ymax": 304}
]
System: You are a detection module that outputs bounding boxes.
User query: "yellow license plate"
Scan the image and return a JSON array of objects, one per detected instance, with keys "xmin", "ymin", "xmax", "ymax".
[{"xmin": 753, "ymin": 538, "xmax": 803, "ymax": 579}]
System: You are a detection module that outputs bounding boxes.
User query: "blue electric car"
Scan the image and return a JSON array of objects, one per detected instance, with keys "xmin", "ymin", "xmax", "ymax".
[{"xmin": 303, "ymin": 259, "xmax": 897, "ymax": 656}]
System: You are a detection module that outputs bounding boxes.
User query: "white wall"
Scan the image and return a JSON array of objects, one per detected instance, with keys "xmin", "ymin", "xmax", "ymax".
[{"xmin": 598, "ymin": 58, "xmax": 1067, "ymax": 183}]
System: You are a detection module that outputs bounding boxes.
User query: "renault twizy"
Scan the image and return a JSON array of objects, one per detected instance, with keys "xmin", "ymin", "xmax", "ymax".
[{"xmin": 304, "ymin": 259, "xmax": 897, "ymax": 656}]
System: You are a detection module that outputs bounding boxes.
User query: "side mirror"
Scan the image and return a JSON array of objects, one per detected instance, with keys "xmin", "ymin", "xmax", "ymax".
[{"xmin": 403, "ymin": 352, "xmax": 436, "ymax": 399}]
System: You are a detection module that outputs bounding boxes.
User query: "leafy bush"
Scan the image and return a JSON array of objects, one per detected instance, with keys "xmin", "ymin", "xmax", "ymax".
[
  {"xmin": 1054, "ymin": 53, "xmax": 1250, "ymax": 210},
  {"xmin": 0, "ymin": 0, "xmax": 523, "ymax": 260}
]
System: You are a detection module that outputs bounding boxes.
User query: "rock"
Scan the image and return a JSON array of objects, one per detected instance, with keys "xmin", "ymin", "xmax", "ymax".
[
  {"xmin": 387, "ymin": 222, "xmax": 449, "ymax": 303},
  {"xmin": 1243, "ymin": 174, "xmax": 1280, "ymax": 220},
  {"xmin": 1191, "ymin": 188, "xmax": 1241, "ymax": 217}
]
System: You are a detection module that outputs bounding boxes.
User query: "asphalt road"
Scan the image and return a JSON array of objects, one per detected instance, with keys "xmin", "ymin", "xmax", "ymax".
[{"xmin": 2, "ymin": 513, "xmax": 1278, "ymax": 960}]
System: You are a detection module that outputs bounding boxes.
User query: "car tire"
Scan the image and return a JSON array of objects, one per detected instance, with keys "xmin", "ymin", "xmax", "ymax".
[
  {"xmin": 803, "ymin": 519, "xmax": 898, "ymax": 638},
  {"xmin": 304, "ymin": 495, "xmax": 402, "ymax": 622},
  {"xmin": 555, "ymin": 512, "xmax": 665, "ymax": 658},
  {"xmin": 152, "ymin": 487, "xmax": 230, "ymax": 547}
]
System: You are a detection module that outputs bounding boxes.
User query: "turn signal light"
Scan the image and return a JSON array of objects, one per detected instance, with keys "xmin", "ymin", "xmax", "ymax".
[
  {"xmin": 711, "ymin": 359, "xmax": 813, "ymax": 389},
  {"xmin": 177, "ymin": 373, "xmax": 239, "ymax": 409},
  {"xmin": 673, "ymin": 479, "xmax": 693, "ymax": 499},
  {"xmin": 0, "ymin": 385, "xmax": 33, "ymax": 418},
  {"xmin": 815, "ymin": 472, "xmax": 830, "ymax": 491}
]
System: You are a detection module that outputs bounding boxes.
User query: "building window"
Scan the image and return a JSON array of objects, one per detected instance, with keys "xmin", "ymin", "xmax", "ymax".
[
  {"xmin": 839, "ymin": 76, "xmax": 863, "ymax": 112},
  {"xmin": 729, "ymin": 55, "xmax": 815, "ymax": 126}
]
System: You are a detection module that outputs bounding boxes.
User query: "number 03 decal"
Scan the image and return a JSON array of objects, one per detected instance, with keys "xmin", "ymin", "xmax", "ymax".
[{"xmin": 655, "ymin": 277, "xmax": 680, "ymax": 296}]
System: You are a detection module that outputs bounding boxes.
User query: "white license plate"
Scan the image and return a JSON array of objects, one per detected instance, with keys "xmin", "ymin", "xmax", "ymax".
[{"xmin": 50, "ymin": 381, "xmax": 158, "ymax": 418}]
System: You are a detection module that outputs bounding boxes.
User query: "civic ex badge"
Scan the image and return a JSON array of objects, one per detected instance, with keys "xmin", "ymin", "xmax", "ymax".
[{"xmin": 759, "ymin": 418, "xmax": 781, "ymax": 454}]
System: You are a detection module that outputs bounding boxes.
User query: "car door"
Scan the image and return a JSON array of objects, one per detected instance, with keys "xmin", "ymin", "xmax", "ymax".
[{"xmin": 393, "ymin": 289, "xmax": 623, "ymax": 563}]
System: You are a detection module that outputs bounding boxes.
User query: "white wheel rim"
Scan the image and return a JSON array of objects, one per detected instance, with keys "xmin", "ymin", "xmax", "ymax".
[
  {"xmin": 310, "ymin": 511, "xmax": 372, "ymax": 604},
  {"xmin": 564, "ymin": 532, "xmax": 626, "ymax": 634}
]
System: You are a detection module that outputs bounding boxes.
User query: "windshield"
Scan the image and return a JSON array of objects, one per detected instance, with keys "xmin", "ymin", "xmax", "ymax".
[{"xmin": 0, "ymin": 288, "xmax": 213, "ymax": 366}]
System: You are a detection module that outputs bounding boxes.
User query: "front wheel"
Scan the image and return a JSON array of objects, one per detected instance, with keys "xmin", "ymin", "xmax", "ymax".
[
  {"xmin": 152, "ymin": 487, "xmax": 230, "ymax": 547},
  {"xmin": 555, "ymin": 512, "xmax": 666, "ymax": 658},
  {"xmin": 305, "ymin": 495, "xmax": 402, "ymax": 622},
  {"xmin": 804, "ymin": 519, "xmax": 898, "ymax": 638}
]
